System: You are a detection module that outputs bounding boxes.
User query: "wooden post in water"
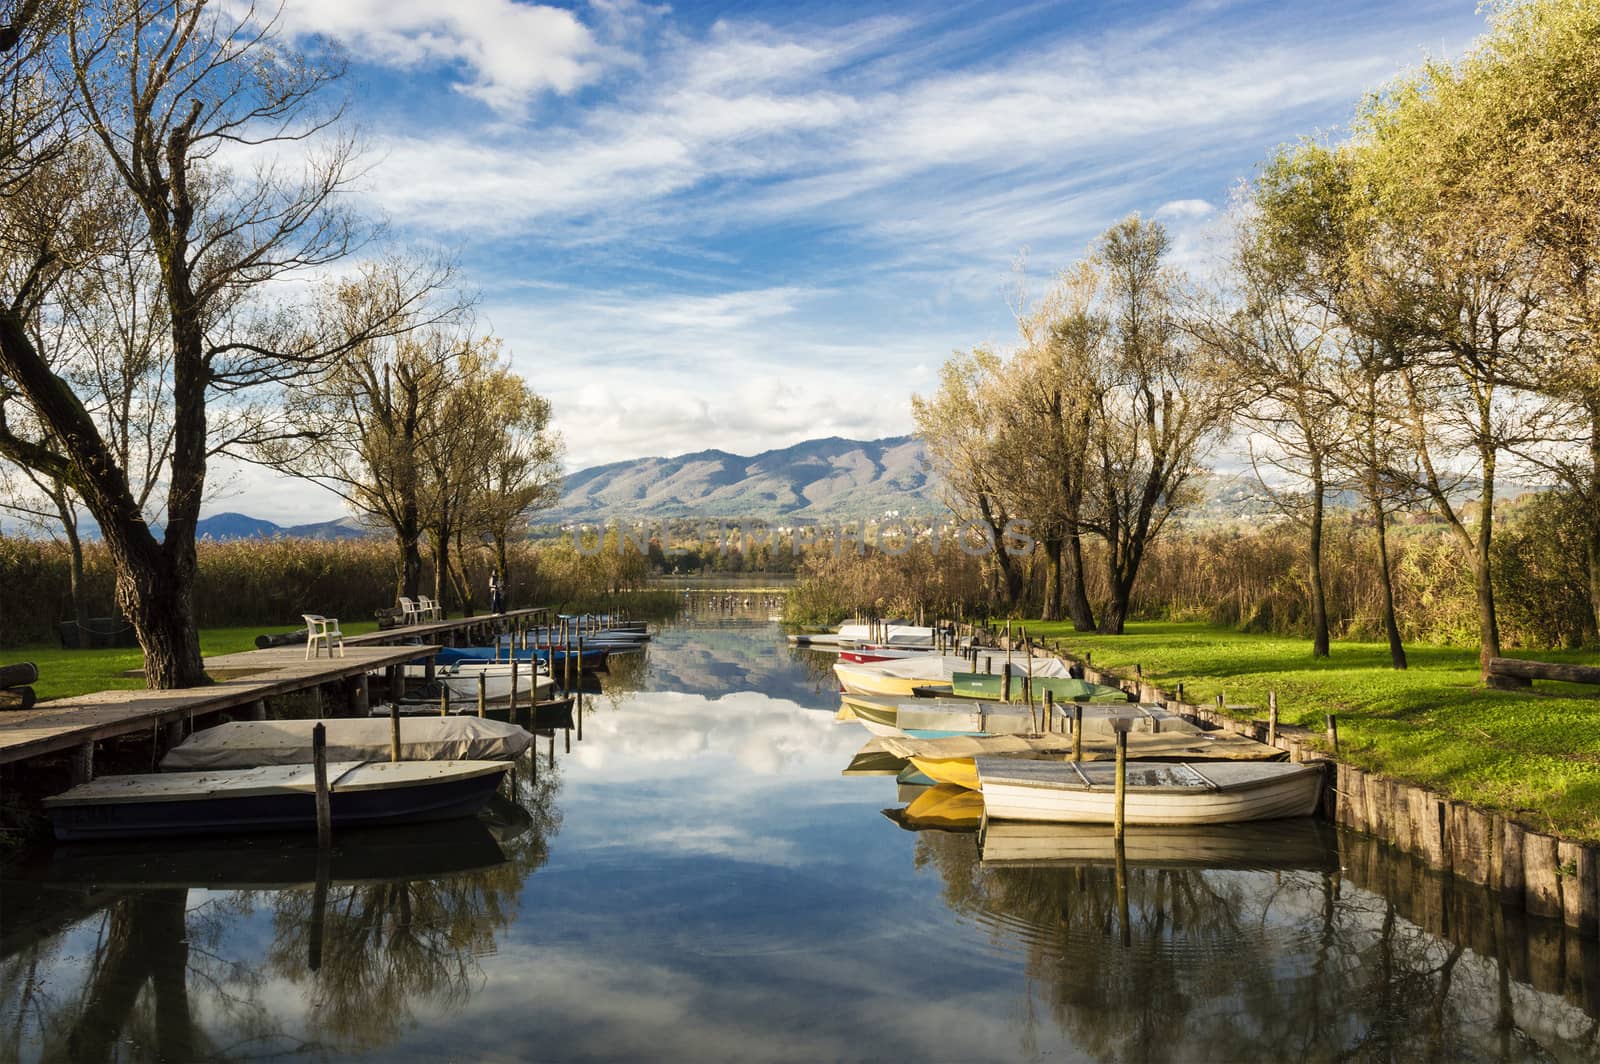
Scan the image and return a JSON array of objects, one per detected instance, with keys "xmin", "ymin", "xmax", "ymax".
[
  {"xmin": 1073, "ymin": 704, "xmax": 1083, "ymax": 760},
  {"xmin": 1325, "ymin": 713, "xmax": 1339, "ymax": 754},
  {"xmin": 1045, "ymin": 691, "xmax": 1054, "ymax": 733},
  {"xmin": 313, "ymin": 722, "xmax": 332, "ymax": 849},
  {"xmin": 1002, "ymin": 667, "xmax": 1012, "ymax": 703},
  {"xmin": 1268, "ymin": 690, "xmax": 1278, "ymax": 746},
  {"xmin": 1115, "ymin": 839, "xmax": 1131, "ymax": 949},
  {"xmin": 510, "ymin": 659, "xmax": 520, "ymax": 715},
  {"xmin": 389, "ymin": 700, "xmax": 401, "ymax": 763},
  {"xmin": 309, "ymin": 851, "xmax": 329, "ymax": 971},
  {"xmin": 1112, "ymin": 723, "xmax": 1129, "ymax": 841},
  {"xmin": 478, "ymin": 672, "xmax": 487, "ymax": 718}
]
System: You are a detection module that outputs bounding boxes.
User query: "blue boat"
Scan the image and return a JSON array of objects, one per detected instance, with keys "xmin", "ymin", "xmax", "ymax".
[{"xmin": 436, "ymin": 645, "xmax": 609, "ymax": 671}]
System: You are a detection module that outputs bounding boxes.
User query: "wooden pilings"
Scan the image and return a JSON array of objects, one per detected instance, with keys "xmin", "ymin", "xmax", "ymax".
[{"xmin": 312, "ymin": 722, "xmax": 331, "ymax": 849}]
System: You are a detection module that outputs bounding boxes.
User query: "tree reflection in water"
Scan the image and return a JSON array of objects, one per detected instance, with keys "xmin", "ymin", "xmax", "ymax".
[
  {"xmin": 0, "ymin": 755, "xmax": 561, "ymax": 1062},
  {"xmin": 911, "ymin": 826, "xmax": 1599, "ymax": 1062}
]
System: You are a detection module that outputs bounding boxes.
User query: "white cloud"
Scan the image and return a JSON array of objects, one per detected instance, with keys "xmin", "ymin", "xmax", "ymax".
[
  {"xmin": 272, "ymin": 0, "xmax": 600, "ymax": 112},
  {"xmin": 1156, "ymin": 198, "xmax": 1216, "ymax": 219}
]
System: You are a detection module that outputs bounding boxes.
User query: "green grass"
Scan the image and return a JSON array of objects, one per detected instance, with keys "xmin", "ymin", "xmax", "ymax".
[
  {"xmin": 1024, "ymin": 620, "xmax": 1600, "ymax": 842},
  {"xmin": 7, "ymin": 620, "xmax": 381, "ymax": 702}
]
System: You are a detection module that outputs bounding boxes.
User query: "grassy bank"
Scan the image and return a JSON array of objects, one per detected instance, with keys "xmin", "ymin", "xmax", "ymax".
[
  {"xmin": 1024, "ymin": 621, "xmax": 1600, "ymax": 841},
  {"xmin": 10, "ymin": 620, "xmax": 381, "ymax": 702}
]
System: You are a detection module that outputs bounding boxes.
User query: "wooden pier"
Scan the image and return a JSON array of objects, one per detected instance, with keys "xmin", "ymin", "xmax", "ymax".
[
  {"xmin": 342, "ymin": 607, "xmax": 551, "ymax": 648},
  {"xmin": 0, "ymin": 643, "xmax": 435, "ymax": 780}
]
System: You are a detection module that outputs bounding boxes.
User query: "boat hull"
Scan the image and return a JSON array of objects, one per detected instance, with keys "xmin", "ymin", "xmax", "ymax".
[
  {"xmin": 47, "ymin": 765, "xmax": 508, "ymax": 841},
  {"xmin": 976, "ymin": 759, "xmax": 1324, "ymax": 825}
]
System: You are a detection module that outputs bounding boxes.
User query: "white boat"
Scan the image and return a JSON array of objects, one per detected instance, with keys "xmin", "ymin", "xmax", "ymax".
[
  {"xmin": 160, "ymin": 717, "xmax": 533, "ymax": 771},
  {"xmin": 975, "ymin": 758, "xmax": 1324, "ymax": 825},
  {"xmin": 896, "ymin": 700, "xmax": 1198, "ymax": 738},
  {"xmin": 404, "ymin": 661, "xmax": 554, "ymax": 702}
]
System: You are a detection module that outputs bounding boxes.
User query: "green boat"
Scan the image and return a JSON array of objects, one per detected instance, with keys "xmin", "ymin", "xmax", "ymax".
[{"xmin": 947, "ymin": 672, "xmax": 1130, "ymax": 703}]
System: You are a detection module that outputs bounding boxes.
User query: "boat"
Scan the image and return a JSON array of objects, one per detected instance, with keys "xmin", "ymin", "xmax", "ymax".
[
  {"xmin": 977, "ymin": 819, "xmax": 1339, "ymax": 869},
  {"xmin": 886, "ymin": 731, "xmax": 1286, "ymax": 791},
  {"xmin": 372, "ymin": 694, "xmax": 575, "ymax": 727},
  {"xmin": 897, "ymin": 699, "xmax": 1197, "ymax": 739},
  {"xmin": 43, "ymin": 760, "xmax": 511, "ymax": 841},
  {"xmin": 833, "ymin": 654, "xmax": 1078, "ymax": 698},
  {"xmin": 436, "ymin": 644, "xmax": 610, "ymax": 671},
  {"xmin": 404, "ymin": 661, "xmax": 554, "ymax": 702},
  {"xmin": 941, "ymin": 673, "xmax": 1129, "ymax": 702},
  {"xmin": 160, "ymin": 717, "xmax": 534, "ymax": 771},
  {"xmin": 974, "ymin": 758, "xmax": 1324, "ymax": 825},
  {"xmin": 840, "ymin": 737, "xmax": 909, "ymax": 777}
]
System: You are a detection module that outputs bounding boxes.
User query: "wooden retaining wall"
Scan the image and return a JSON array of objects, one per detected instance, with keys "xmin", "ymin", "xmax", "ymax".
[{"xmin": 1004, "ymin": 632, "xmax": 1600, "ymax": 939}]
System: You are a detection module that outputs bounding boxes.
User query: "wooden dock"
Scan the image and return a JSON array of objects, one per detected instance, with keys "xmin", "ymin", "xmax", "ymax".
[
  {"xmin": 0, "ymin": 643, "xmax": 434, "ymax": 776},
  {"xmin": 342, "ymin": 607, "xmax": 551, "ymax": 648}
]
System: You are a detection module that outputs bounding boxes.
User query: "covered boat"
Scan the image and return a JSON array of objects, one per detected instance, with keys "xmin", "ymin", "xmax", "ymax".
[
  {"xmin": 44, "ymin": 760, "xmax": 511, "ymax": 841},
  {"xmin": 943, "ymin": 673, "xmax": 1128, "ymax": 702},
  {"xmin": 161, "ymin": 717, "xmax": 533, "ymax": 771},
  {"xmin": 975, "ymin": 758, "xmax": 1324, "ymax": 825},
  {"xmin": 404, "ymin": 661, "xmax": 554, "ymax": 702}
]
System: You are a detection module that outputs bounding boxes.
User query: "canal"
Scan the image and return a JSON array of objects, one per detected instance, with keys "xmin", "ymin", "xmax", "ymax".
[{"xmin": 3, "ymin": 606, "xmax": 1597, "ymax": 1061}]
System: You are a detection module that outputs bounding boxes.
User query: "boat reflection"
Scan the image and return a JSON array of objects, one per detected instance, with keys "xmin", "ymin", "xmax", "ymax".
[
  {"xmin": 908, "ymin": 822, "xmax": 1600, "ymax": 1061},
  {"xmin": 0, "ymin": 764, "xmax": 561, "ymax": 1061}
]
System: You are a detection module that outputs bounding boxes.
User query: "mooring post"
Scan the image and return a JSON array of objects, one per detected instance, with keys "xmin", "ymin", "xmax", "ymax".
[
  {"xmin": 1325, "ymin": 713, "xmax": 1339, "ymax": 754},
  {"xmin": 1073, "ymin": 704, "xmax": 1083, "ymax": 761},
  {"xmin": 1045, "ymin": 690, "xmax": 1054, "ymax": 733},
  {"xmin": 71, "ymin": 740, "xmax": 94, "ymax": 785},
  {"xmin": 510, "ymin": 658, "xmax": 520, "ymax": 714},
  {"xmin": 389, "ymin": 700, "xmax": 401, "ymax": 763},
  {"xmin": 478, "ymin": 672, "xmax": 487, "ymax": 718},
  {"xmin": 439, "ymin": 685, "xmax": 449, "ymax": 718},
  {"xmin": 1002, "ymin": 668, "xmax": 1012, "ymax": 703},
  {"xmin": 354, "ymin": 673, "xmax": 370, "ymax": 716},
  {"xmin": 248, "ymin": 699, "xmax": 267, "ymax": 722},
  {"xmin": 313, "ymin": 722, "xmax": 332, "ymax": 849},
  {"xmin": 1113, "ymin": 723, "xmax": 1129, "ymax": 841},
  {"xmin": 1268, "ymin": 690, "xmax": 1279, "ymax": 746},
  {"xmin": 309, "ymin": 851, "xmax": 329, "ymax": 972}
]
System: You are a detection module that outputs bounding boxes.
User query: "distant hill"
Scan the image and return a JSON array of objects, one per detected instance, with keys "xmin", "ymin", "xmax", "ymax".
[
  {"xmin": 552, "ymin": 435, "xmax": 946, "ymax": 522},
  {"xmin": 195, "ymin": 512, "xmax": 372, "ymax": 541}
]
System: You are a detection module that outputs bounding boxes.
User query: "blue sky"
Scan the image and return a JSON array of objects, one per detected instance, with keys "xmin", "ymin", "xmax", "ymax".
[{"xmin": 221, "ymin": 0, "xmax": 1490, "ymax": 523}]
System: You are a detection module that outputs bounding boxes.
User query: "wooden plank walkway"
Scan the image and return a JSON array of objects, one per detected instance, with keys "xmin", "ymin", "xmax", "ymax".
[
  {"xmin": 0, "ymin": 643, "xmax": 433, "ymax": 767},
  {"xmin": 342, "ymin": 607, "xmax": 550, "ymax": 647}
]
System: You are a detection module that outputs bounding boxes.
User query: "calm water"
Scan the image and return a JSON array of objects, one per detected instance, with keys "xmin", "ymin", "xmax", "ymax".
[{"xmin": 4, "ymin": 609, "xmax": 1598, "ymax": 1062}]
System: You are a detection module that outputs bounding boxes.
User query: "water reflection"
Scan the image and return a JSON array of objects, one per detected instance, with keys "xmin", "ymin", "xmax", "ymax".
[
  {"xmin": 1, "ymin": 760, "xmax": 561, "ymax": 1061},
  {"xmin": 3, "ymin": 616, "xmax": 1598, "ymax": 1062}
]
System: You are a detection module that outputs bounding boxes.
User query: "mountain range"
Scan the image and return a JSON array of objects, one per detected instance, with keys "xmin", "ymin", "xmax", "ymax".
[
  {"xmin": 193, "ymin": 513, "xmax": 373, "ymax": 541},
  {"xmin": 550, "ymin": 435, "xmax": 946, "ymax": 523}
]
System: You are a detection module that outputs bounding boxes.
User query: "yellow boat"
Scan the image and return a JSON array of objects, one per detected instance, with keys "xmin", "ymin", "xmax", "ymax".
[{"xmin": 909, "ymin": 755, "xmax": 980, "ymax": 791}]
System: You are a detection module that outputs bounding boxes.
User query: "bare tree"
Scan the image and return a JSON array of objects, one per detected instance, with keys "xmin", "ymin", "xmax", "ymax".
[
  {"xmin": 1, "ymin": 1, "xmax": 436, "ymax": 685},
  {"xmin": 912, "ymin": 348, "xmax": 1026, "ymax": 609},
  {"xmin": 1083, "ymin": 216, "xmax": 1231, "ymax": 634}
]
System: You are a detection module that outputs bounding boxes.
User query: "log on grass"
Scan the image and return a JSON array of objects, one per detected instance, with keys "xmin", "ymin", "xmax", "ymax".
[
  {"xmin": 254, "ymin": 629, "xmax": 309, "ymax": 650},
  {"xmin": 0, "ymin": 662, "xmax": 39, "ymax": 689},
  {"xmin": 0, "ymin": 686, "xmax": 37, "ymax": 711},
  {"xmin": 1487, "ymin": 657, "xmax": 1600, "ymax": 686}
]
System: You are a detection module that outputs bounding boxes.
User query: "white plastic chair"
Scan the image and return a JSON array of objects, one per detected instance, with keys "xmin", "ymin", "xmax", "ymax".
[
  {"xmin": 398, "ymin": 597, "xmax": 423, "ymax": 625},
  {"xmin": 417, "ymin": 595, "xmax": 443, "ymax": 621},
  {"xmin": 303, "ymin": 614, "xmax": 345, "ymax": 659}
]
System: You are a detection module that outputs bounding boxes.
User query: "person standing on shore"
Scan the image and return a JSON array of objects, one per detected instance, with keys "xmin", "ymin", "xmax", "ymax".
[{"xmin": 489, "ymin": 572, "xmax": 505, "ymax": 614}]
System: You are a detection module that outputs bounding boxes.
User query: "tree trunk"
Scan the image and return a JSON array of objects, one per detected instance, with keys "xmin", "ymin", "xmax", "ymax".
[
  {"xmin": 61, "ymin": 502, "xmax": 90, "ymax": 649},
  {"xmin": 1371, "ymin": 494, "xmax": 1407, "ymax": 670},
  {"xmin": 1587, "ymin": 399, "xmax": 1600, "ymax": 640},
  {"xmin": 1473, "ymin": 447, "xmax": 1503, "ymax": 679},
  {"xmin": 430, "ymin": 529, "xmax": 450, "ymax": 619},
  {"xmin": 111, "ymin": 537, "xmax": 206, "ymax": 688},
  {"xmin": 1097, "ymin": 580, "xmax": 1130, "ymax": 635},
  {"xmin": 1041, "ymin": 535, "xmax": 1063, "ymax": 621},
  {"xmin": 1064, "ymin": 528, "xmax": 1096, "ymax": 632},
  {"xmin": 1308, "ymin": 457, "xmax": 1329, "ymax": 658}
]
